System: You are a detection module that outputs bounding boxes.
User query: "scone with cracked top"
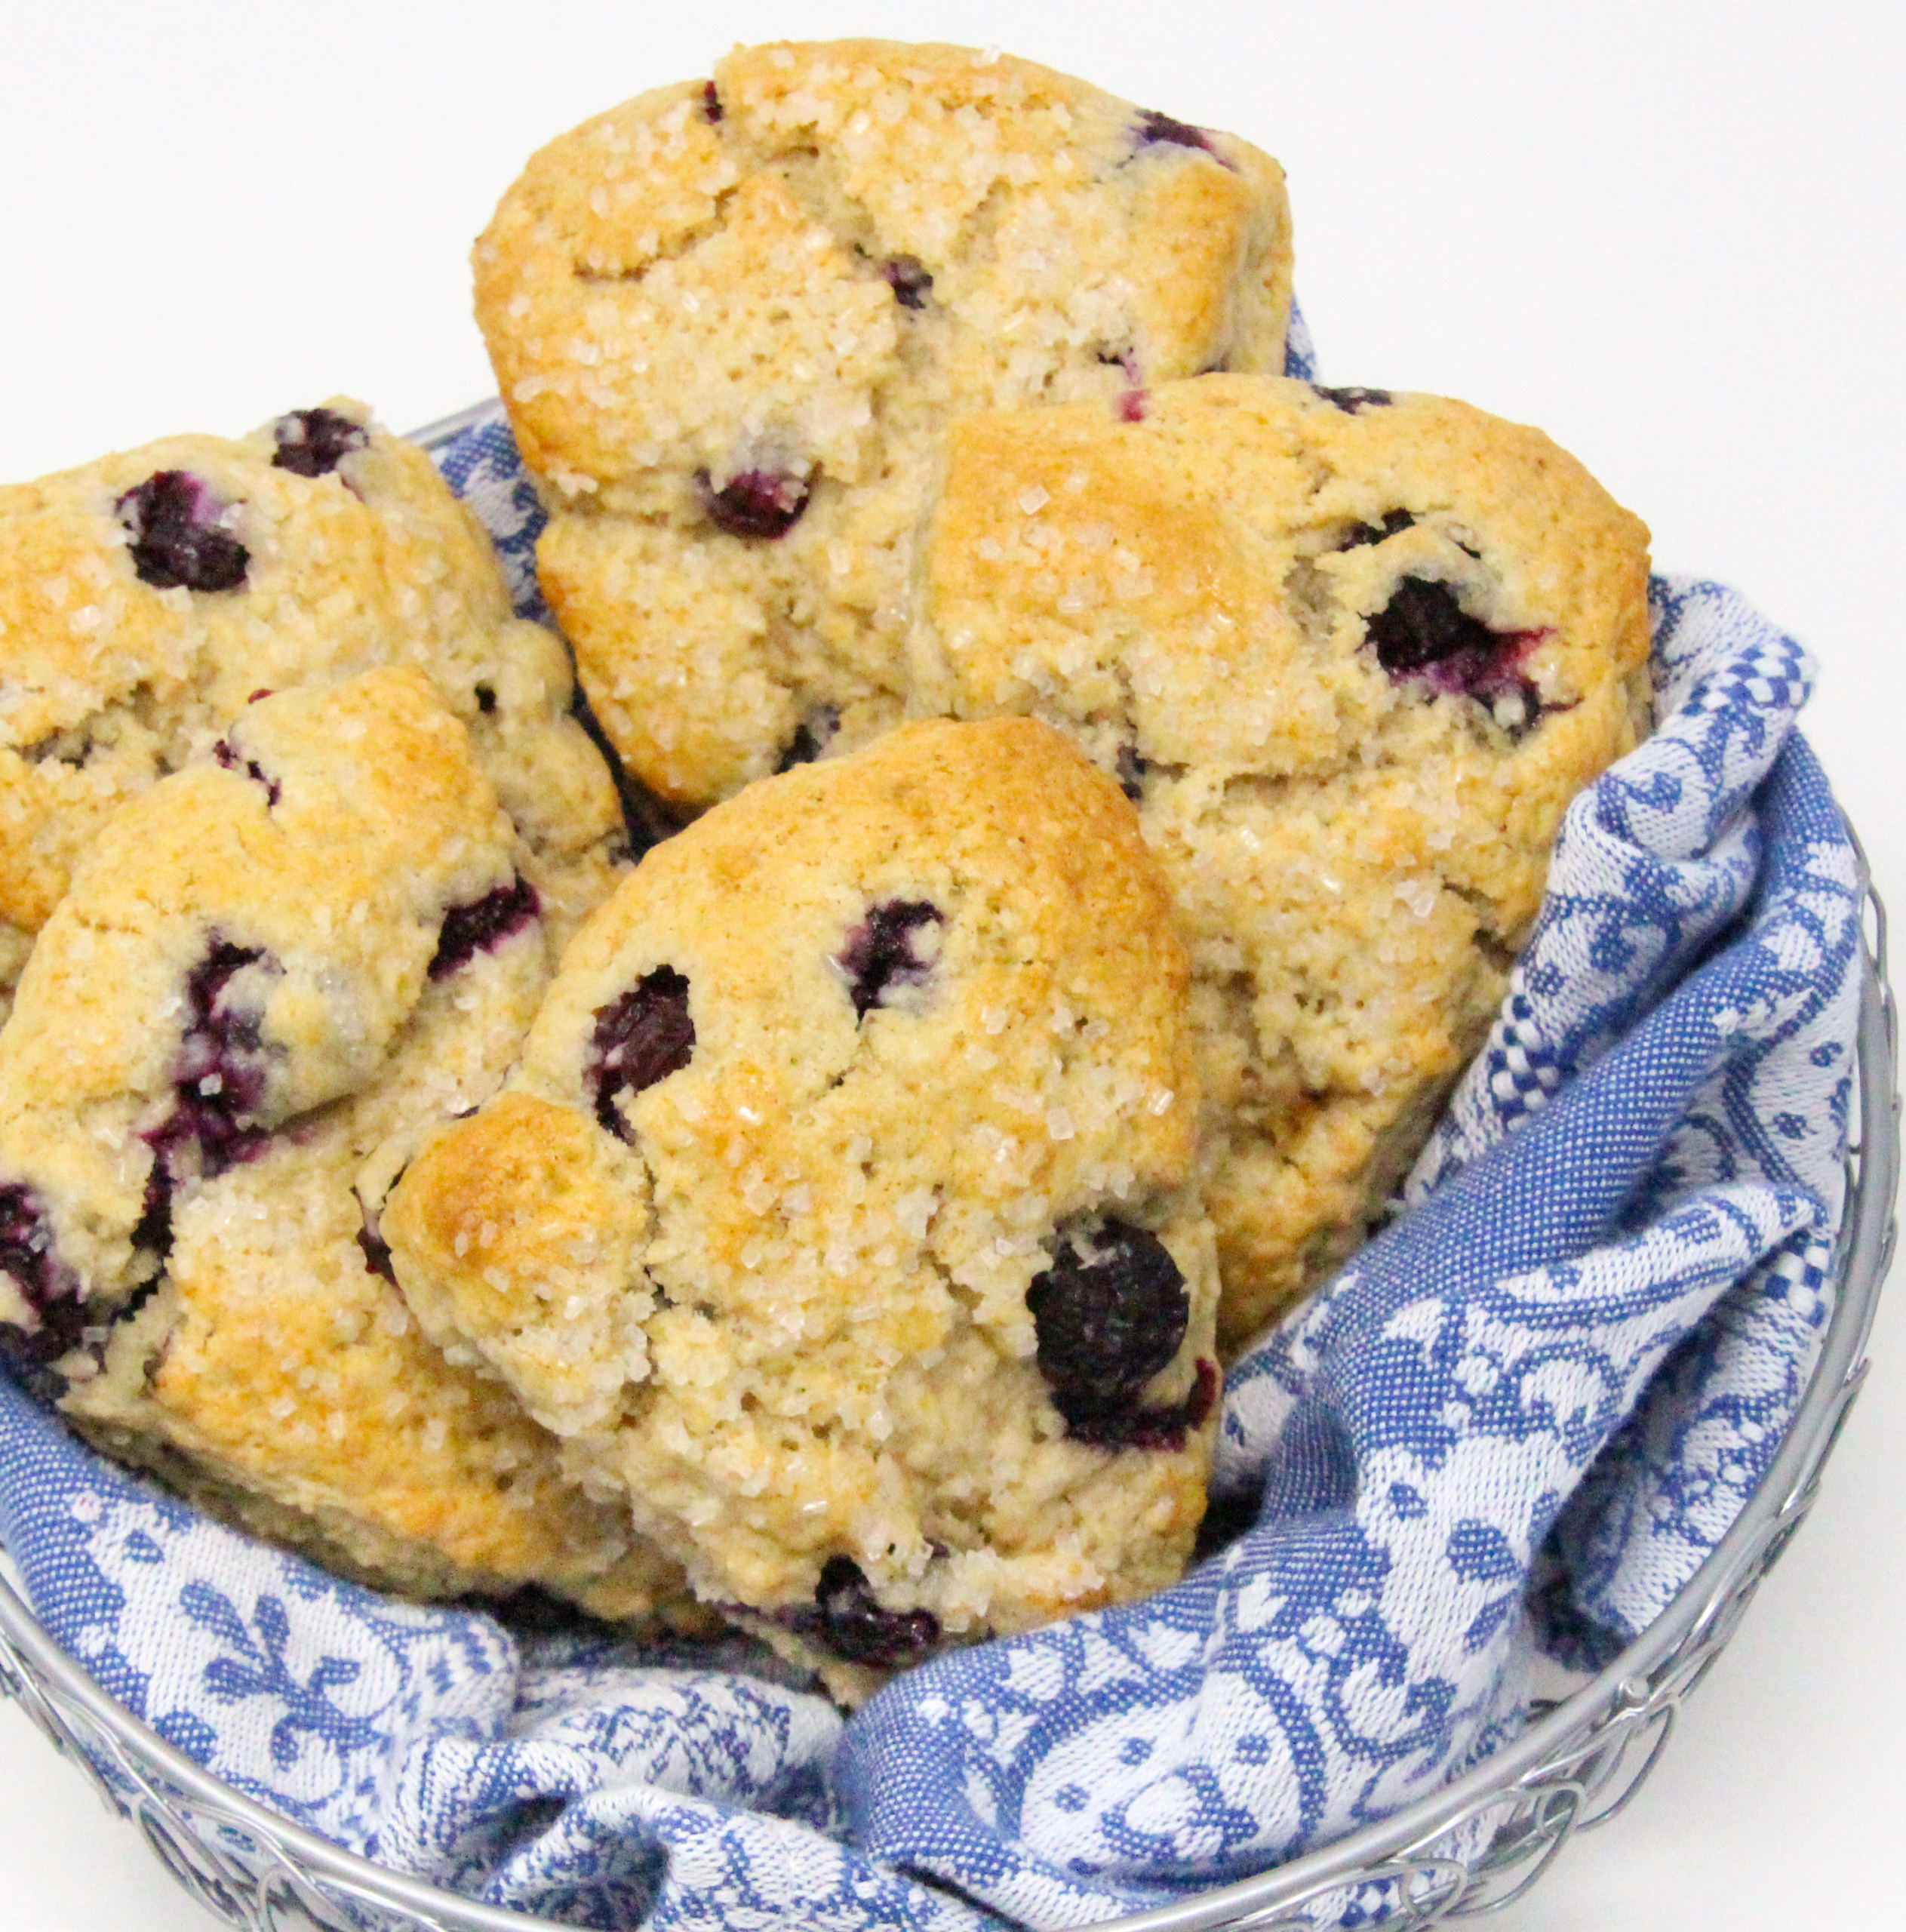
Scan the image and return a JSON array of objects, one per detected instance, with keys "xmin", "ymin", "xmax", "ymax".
[
  {"xmin": 0, "ymin": 398, "xmax": 625, "ymax": 1021},
  {"xmin": 475, "ymin": 38, "xmax": 1292, "ymax": 814},
  {"xmin": 0, "ymin": 669, "xmax": 690, "ymax": 1623},
  {"xmin": 907, "ymin": 375, "xmax": 1654, "ymax": 1347},
  {"xmin": 381, "ymin": 717, "xmax": 1220, "ymax": 1698}
]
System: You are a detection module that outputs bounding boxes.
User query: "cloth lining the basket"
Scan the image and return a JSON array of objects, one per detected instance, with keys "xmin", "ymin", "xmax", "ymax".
[{"xmin": 0, "ymin": 365, "xmax": 1861, "ymax": 1930}]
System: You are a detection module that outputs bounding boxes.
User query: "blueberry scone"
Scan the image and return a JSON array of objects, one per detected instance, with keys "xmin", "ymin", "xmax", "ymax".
[
  {"xmin": 475, "ymin": 38, "xmax": 1293, "ymax": 814},
  {"xmin": 0, "ymin": 669, "xmax": 689, "ymax": 1622},
  {"xmin": 907, "ymin": 376, "xmax": 1654, "ymax": 1348},
  {"xmin": 380, "ymin": 718, "xmax": 1219, "ymax": 1698},
  {"xmin": 0, "ymin": 398, "xmax": 623, "ymax": 1019}
]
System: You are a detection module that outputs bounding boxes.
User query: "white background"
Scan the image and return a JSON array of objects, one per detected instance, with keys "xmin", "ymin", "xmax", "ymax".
[{"xmin": 2, "ymin": 2, "xmax": 1902, "ymax": 1927}]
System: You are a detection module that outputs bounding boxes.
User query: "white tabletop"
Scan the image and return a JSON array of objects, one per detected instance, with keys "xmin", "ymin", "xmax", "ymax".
[{"xmin": 2, "ymin": 2, "xmax": 1903, "ymax": 1927}]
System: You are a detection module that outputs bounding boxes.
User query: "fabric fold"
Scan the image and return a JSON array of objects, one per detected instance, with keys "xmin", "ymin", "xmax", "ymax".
[{"xmin": 0, "ymin": 389, "xmax": 1861, "ymax": 1930}]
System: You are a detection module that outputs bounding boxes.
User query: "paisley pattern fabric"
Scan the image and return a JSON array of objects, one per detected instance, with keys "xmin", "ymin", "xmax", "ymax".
[{"xmin": 0, "ymin": 349, "xmax": 1861, "ymax": 1929}]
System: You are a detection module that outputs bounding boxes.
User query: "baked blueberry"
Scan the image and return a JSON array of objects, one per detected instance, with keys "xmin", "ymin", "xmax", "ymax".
[
  {"xmin": 116, "ymin": 472, "xmax": 249, "ymax": 592},
  {"xmin": 1028, "ymin": 1220, "xmax": 1199, "ymax": 1444},
  {"xmin": 479, "ymin": 43, "xmax": 1293, "ymax": 814},
  {"xmin": 377, "ymin": 718, "xmax": 1221, "ymax": 1700},
  {"xmin": 589, "ymin": 968, "xmax": 694, "ymax": 1137},
  {"xmin": 810, "ymin": 1556, "xmax": 939, "ymax": 1666},
  {"xmin": 212, "ymin": 734, "xmax": 281, "ymax": 805},
  {"xmin": 882, "ymin": 256, "xmax": 933, "ymax": 309},
  {"xmin": 430, "ymin": 876, "xmax": 540, "ymax": 980},
  {"xmin": 0, "ymin": 1183, "xmax": 81, "ymax": 1343},
  {"xmin": 1336, "ymin": 509, "xmax": 1416, "ymax": 551},
  {"xmin": 145, "ymin": 941, "xmax": 278, "ymax": 1185},
  {"xmin": 838, "ymin": 900, "xmax": 941, "ymax": 1017},
  {"xmin": 1366, "ymin": 577, "xmax": 1538, "ymax": 708},
  {"xmin": 1135, "ymin": 109, "xmax": 1213, "ymax": 154},
  {"xmin": 696, "ymin": 468, "xmax": 812, "ymax": 540},
  {"xmin": 776, "ymin": 707, "xmax": 839, "ymax": 771},
  {"xmin": 271, "ymin": 408, "xmax": 368, "ymax": 478}
]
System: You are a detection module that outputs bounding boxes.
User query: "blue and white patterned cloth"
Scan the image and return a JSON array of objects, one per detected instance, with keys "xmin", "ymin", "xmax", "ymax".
[{"xmin": 0, "ymin": 337, "xmax": 1862, "ymax": 1928}]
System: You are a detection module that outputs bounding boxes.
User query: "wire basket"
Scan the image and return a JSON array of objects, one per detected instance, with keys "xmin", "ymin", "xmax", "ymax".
[{"xmin": 0, "ymin": 430, "xmax": 1894, "ymax": 1928}]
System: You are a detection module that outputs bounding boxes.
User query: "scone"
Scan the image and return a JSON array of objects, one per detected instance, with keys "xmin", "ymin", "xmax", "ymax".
[
  {"xmin": 906, "ymin": 376, "xmax": 1654, "ymax": 1347},
  {"xmin": 0, "ymin": 669, "xmax": 688, "ymax": 1623},
  {"xmin": 0, "ymin": 398, "xmax": 624, "ymax": 1020},
  {"xmin": 475, "ymin": 38, "xmax": 1293, "ymax": 812},
  {"xmin": 380, "ymin": 718, "xmax": 1219, "ymax": 1699}
]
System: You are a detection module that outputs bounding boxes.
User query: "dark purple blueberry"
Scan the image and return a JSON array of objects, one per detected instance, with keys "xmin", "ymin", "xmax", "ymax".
[
  {"xmin": 1116, "ymin": 743, "xmax": 1150, "ymax": 801},
  {"xmin": 1028, "ymin": 1219, "xmax": 1205, "ymax": 1447},
  {"xmin": 270, "ymin": 408, "xmax": 367, "ymax": 479},
  {"xmin": 475, "ymin": 684, "xmax": 498, "ymax": 715},
  {"xmin": 143, "ymin": 942, "xmax": 278, "ymax": 1193},
  {"xmin": 696, "ymin": 468, "xmax": 811, "ymax": 540},
  {"xmin": 356, "ymin": 1214, "xmax": 396, "ymax": 1284},
  {"xmin": 1135, "ymin": 109, "xmax": 1214, "ymax": 154},
  {"xmin": 0, "ymin": 1183, "xmax": 85, "ymax": 1353},
  {"xmin": 211, "ymin": 734, "xmax": 281, "ymax": 807},
  {"xmin": 117, "ymin": 472, "xmax": 249, "ymax": 592},
  {"xmin": 1336, "ymin": 509, "xmax": 1417, "ymax": 552},
  {"xmin": 702, "ymin": 81, "xmax": 724, "ymax": 123},
  {"xmin": 776, "ymin": 706, "xmax": 838, "ymax": 772},
  {"xmin": 429, "ymin": 875, "xmax": 540, "ymax": 980},
  {"xmin": 589, "ymin": 968, "xmax": 694, "ymax": 1139},
  {"xmin": 1368, "ymin": 577, "xmax": 1493, "ymax": 675},
  {"xmin": 838, "ymin": 900, "xmax": 942, "ymax": 1019},
  {"xmin": 130, "ymin": 1165, "xmax": 174, "ymax": 1263},
  {"xmin": 1365, "ymin": 577, "xmax": 1543, "ymax": 717},
  {"xmin": 882, "ymin": 255, "xmax": 933, "ymax": 309},
  {"xmin": 811, "ymin": 1556, "xmax": 939, "ymax": 1666},
  {"xmin": 1312, "ymin": 386, "xmax": 1393, "ymax": 414}
]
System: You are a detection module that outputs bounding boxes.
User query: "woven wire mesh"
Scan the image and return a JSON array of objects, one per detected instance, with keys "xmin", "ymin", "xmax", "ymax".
[{"xmin": 0, "ymin": 414, "xmax": 1893, "ymax": 1927}]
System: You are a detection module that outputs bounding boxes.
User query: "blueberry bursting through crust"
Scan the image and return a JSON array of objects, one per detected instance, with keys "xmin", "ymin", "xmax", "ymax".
[
  {"xmin": 116, "ymin": 472, "xmax": 249, "ymax": 592},
  {"xmin": 589, "ymin": 968, "xmax": 695, "ymax": 1139},
  {"xmin": 780, "ymin": 1556, "xmax": 940, "ymax": 1667},
  {"xmin": 0, "ymin": 1184, "xmax": 87, "ymax": 1365},
  {"xmin": 1028, "ymin": 1220, "xmax": 1217, "ymax": 1449},
  {"xmin": 270, "ymin": 408, "xmax": 367, "ymax": 478},
  {"xmin": 838, "ymin": 901, "xmax": 942, "ymax": 1018},
  {"xmin": 1337, "ymin": 512, "xmax": 1547, "ymax": 716},
  {"xmin": 429, "ymin": 875, "xmax": 540, "ymax": 980},
  {"xmin": 695, "ymin": 468, "xmax": 811, "ymax": 539},
  {"xmin": 135, "ymin": 942, "xmax": 281, "ymax": 1260}
]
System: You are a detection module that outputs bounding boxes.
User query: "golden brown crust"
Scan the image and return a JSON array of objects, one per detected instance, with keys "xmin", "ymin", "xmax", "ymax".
[
  {"xmin": 0, "ymin": 399, "xmax": 623, "ymax": 1011},
  {"xmin": 386, "ymin": 718, "xmax": 1219, "ymax": 1683},
  {"xmin": 0, "ymin": 670, "xmax": 688, "ymax": 1621},
  {"xmin": 474, "ymin": 39, "xmax": 1292, "ymax": 811},
  {"xmin": 910, "ymin": 377, "xmax": 1653, "ymax": 1346}
]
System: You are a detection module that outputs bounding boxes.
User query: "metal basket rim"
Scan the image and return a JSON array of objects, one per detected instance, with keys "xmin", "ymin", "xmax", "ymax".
[{"xmin": 0, "ymin": 421, "xmax": 1892, "ymax": 1928}]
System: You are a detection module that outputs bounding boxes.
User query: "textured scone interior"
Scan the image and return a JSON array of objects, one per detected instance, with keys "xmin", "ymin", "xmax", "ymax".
[
  {"xmin": 384, "ymin": 716, "xmax": 1222, "ymax": 1697},
  {"xmin": 909, "ymin": 374, "xmax": 1654, "ymax": 1346},
  {"xmin": 475, "ymin": 38, "xmax": 1293, "ymax": 811}
]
